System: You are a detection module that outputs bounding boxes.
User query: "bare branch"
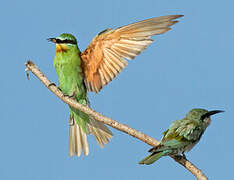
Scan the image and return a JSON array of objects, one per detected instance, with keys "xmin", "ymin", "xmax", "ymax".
[{"xmin": 25, "ymin": 60, "xmax": 208, "ymax": 180}]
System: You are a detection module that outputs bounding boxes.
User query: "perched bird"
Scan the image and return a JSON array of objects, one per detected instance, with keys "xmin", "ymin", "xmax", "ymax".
[
  {"xmin": 48, "ymin": 15, "xmax": 183, "ymax": 157},
  {"xmin": 139, "ymin": 109, "xmax": 224, "ymax": 165}
]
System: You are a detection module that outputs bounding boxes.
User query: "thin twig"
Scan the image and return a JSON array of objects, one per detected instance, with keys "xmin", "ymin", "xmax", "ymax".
[{"xmin": 25, "ymin": 60, "xmax": 208, "ymax": 180}]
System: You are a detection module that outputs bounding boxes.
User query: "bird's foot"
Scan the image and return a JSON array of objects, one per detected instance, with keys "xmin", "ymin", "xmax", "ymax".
[
  {"xmin": 182, "ymin": 153, "xmax": 187, "ymax": 159},
  {"xmin": 48, "ymin": 83, "xmax": 64, "ymax": 92},
  {"xmin": 174, "ymin": 153, "xmax": 187, "ymax": 160},
  {"xmin": 48, "ymin": 82, "xmax": 56, "ymax": 88},
  {"xmin": 174, "ymin": 155, "xmax": 183, "ymax": 160},
  {"xmin": 63, "ymin": 94, "xmax": 75, "ymax": 99},
  {"xmin": 63, "ymin": 91, "xmax": 76, "ymax": 99}
]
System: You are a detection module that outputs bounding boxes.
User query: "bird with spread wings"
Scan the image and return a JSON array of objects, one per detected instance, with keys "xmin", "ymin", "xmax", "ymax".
[{"xmin": 49, "ymin": 14, "xmax": 183, "ymax": 157}]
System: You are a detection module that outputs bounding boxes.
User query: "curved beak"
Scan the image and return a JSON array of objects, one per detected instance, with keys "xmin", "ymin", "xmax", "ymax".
[
  {"xmin": 201, "ymin": 110, "xmax": 224, "ymax": 120},
  {"xmin": 203, "ymin": 110, "xmax": 224, "ymax": 119},
  {"xmin": 47, "ymin": 38, "xmax": 57, "ymax": 43},
  {"xmin": 207, "ymin": 110, "xmax": 224, "ymax": 117}
]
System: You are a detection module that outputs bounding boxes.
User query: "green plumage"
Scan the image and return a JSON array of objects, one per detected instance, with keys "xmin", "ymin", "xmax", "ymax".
[
  {"xmin": 53, "ymin": 34, "xmax": 89, "ymax": 132},
  {"xmin": 139, "ymin": 151, "xmax": 167, "ymax": 165},
  {"xmin": 50, "ymin": 33, "xmax": 112, "ymax": 157},
  {"xmin": 139, "ymin": 108, "xmax": 223, "ymax": 165}
]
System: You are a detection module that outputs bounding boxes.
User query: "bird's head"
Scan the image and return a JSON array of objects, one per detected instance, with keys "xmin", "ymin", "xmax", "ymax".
[
  {"xmin": 48, "ymin": 33, "xmax": 78, "ymax": 53},
  {"xmin": 186, "ymin": 108, "xmax": 224, "ymax": 126}
]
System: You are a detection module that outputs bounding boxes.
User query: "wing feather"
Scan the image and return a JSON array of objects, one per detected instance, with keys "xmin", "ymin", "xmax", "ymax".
[
  {"xmin": 81, "ymin": 15, "xmax": 183, "ymax": 92},
  {"xmin": 100, "ymin": 64, "xmax": 110, "ymax": 83},
  {"xmin": 104, "ymin": 57, "xmax": 119, "ymax": 76},
  {"xmin": 162, "ymin": 120, "xmax": 203, "ymax": 142}
]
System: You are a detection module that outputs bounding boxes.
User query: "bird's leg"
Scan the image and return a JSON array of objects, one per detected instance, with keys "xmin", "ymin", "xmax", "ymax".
[
  {"xmin": 182, "ymin": 152, "xmax": 187, "ymax": 159},
  {"xmin": 174, "ymin": 155, "xmax": 183, "ymax": 160},
  {"xmin": 48, "ymin": 83, "xmax": 76, "ymax": 99},
  {"xmin": 174, "ymin": 153, "xmax": 186, "ymax": 160}
]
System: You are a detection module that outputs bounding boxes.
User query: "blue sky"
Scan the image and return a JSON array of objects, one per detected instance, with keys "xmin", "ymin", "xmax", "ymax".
[{"xmin": 1, "ymin": 0, "xmax": 233, "ymax": 179}]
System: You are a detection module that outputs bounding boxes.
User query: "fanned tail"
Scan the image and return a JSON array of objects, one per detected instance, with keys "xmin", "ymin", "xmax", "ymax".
[
  {"xmin": 87, "ymin": 117, "xmax": 113, "ymax": 148},
  {"xmin": 68, "ymin": 110, "xmax": 113, "ymax": 157},
  {"xmin": 139, "ymin": 151, "xmax": 168, "ymax": 165}
]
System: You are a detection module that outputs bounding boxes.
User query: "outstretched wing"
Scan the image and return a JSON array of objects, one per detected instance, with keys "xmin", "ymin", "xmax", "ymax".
[{"xmin": 81, "ymin": 15, "xmax": 183, "ymax": 93}]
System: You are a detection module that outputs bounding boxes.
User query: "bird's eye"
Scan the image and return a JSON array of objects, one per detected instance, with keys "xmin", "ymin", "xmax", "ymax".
[{"xmin": 201, "ymin": 114, "xmax": 208, "ymax": 121}]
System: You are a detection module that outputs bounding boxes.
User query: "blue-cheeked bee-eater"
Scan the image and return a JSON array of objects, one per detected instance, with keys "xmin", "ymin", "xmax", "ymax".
[{"xmin": 139, "ymin": 109, "xmax": 224, "ymax": 165}]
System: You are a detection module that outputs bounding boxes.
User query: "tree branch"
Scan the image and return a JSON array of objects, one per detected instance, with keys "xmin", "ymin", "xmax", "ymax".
[{"xmin": 25, "ymin": 60, "xmax": 208, "ymax": 180}]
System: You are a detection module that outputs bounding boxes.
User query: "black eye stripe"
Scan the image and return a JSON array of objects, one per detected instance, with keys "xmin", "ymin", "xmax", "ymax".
[
  {"xmin": 201, "ymin": 114, "xmax": 209, "ymax": 121},
  {"xmin": 56, "ymin": 39, "xmax": 76, "ymax": 44}
]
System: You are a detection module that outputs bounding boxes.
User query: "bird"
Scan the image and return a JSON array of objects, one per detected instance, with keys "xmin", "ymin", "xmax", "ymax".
[
  {"xmin": 139, "ymin": 109, "xmax": 224, "ymax": 165},
  {"xmin": 48, "ymin": 14, "xmax": 183, "ymax": 157}
]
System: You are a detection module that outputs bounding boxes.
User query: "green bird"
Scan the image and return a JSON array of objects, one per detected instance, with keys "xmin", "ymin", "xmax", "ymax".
[
  {"xmin": 139, "ymin": 109, "xmax": 223, "ymax": 165},
  {"xmin": 48, "ymin": 15, "xmax": 183, "ymax": 157}
]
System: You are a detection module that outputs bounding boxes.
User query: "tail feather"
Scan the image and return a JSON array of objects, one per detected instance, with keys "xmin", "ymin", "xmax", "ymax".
[
  {"xmin": 69, "ymin": 121, "xmax": 80, "ymax": 156},
  {"xmin": 69, "ymin": 114, "xmax": 113, "ymax": 157},
  {"xmin": 78, "ymin": 125, "xmax": 89, "ymax": 155},
  {"xmin": 69, "ymin": 118, "xmax": 89, "ymax": 157},
  {"xmin": 139, "ymin": 151, "xmax": 168, "ymax": 165},
  {"xmin": 87, "ymin": 117, "xmax": 113, "ymax": 148}
]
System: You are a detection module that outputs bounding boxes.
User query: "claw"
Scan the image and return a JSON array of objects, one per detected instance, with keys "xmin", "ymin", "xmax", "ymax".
[
  {"xmin": 64, "ymin": 94, "xmax": 74, "ymax": 98},
  {"xmin": 48, "ymin": 83, "xmax": 56, "ymax": 88},
  {"xmin": 64, "ymin": 91, "xmax": 76, "ymax": 99}
]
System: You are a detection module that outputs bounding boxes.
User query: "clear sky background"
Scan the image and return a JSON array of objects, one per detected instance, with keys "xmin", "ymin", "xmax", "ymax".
[{"xmin": 1, "ymin": 0, "xmax": 233, "ymax": 179}]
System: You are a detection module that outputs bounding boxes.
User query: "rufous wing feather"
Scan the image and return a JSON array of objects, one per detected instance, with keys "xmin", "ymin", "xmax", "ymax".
[{"xmin": 81, "ymin": 15, "xmax": 183, "ymax": 93}]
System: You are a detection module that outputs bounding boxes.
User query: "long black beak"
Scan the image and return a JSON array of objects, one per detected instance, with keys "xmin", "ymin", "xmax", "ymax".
[
  {"xmin": 47, "ymin": 38, "xmax": 57, "ymax": 43},
  {"xmin": 201, "ymin": 110, "xmax": 224, "ymax": 120},
  {"xmin": 207, "ymin": 110, "xmax": 224, "ymax": 116}
]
